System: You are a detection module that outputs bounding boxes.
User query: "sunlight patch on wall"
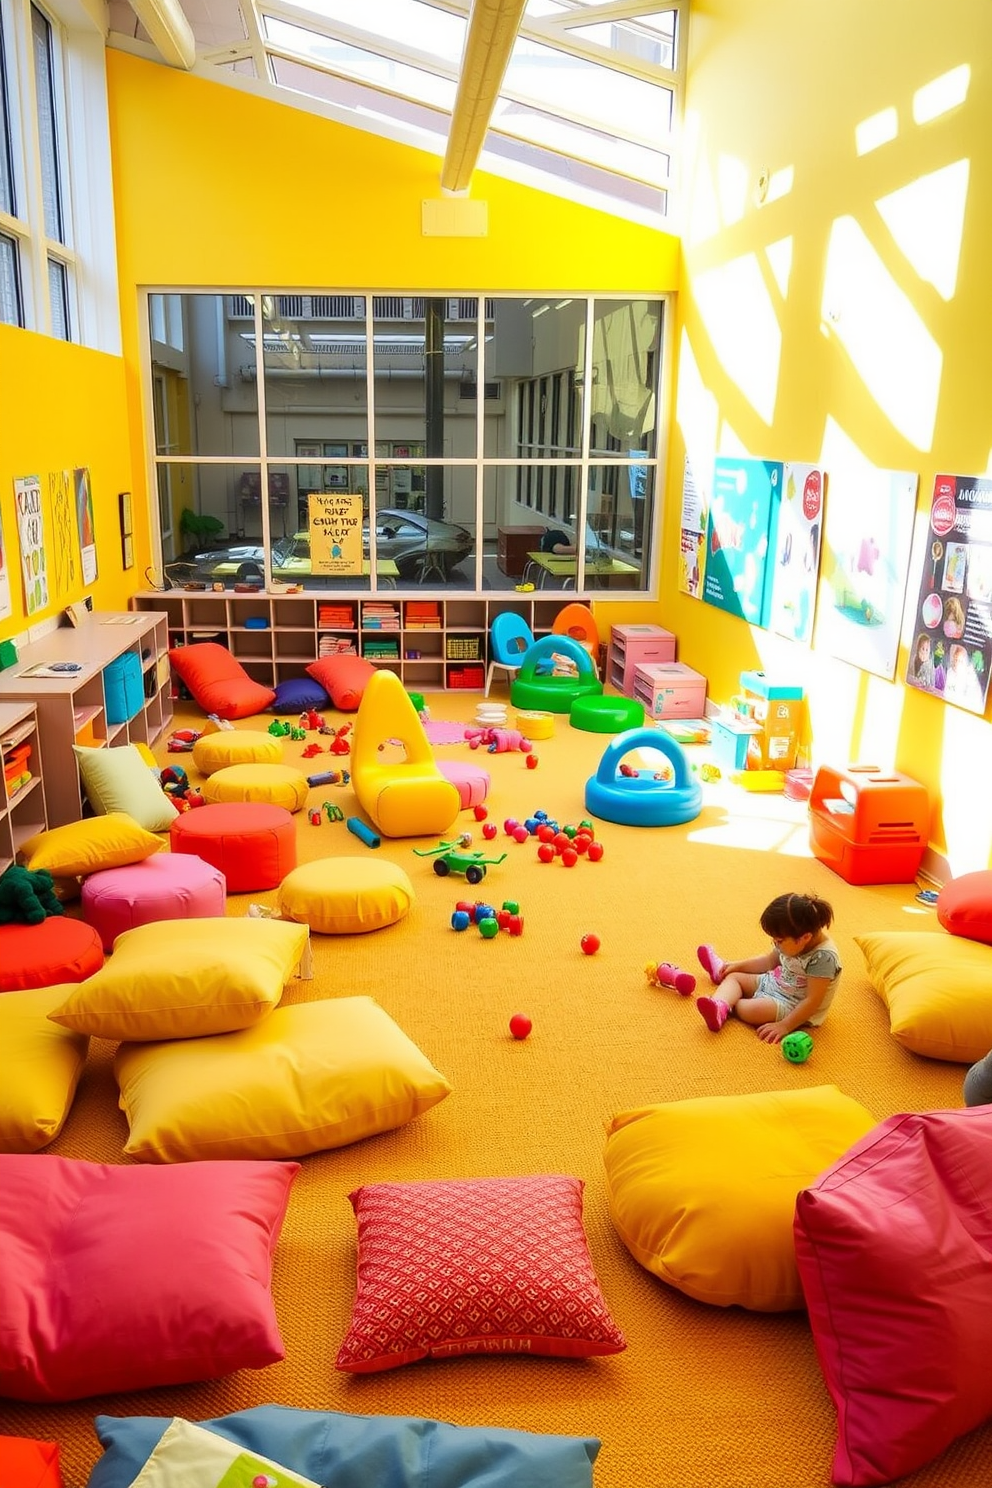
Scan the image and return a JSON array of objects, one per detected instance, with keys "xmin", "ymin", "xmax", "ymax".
[
  {"xmin": 716, "ymin": 153, "xmax": 749, "ymax": 226},
  {"xmin": 676, "ymin": 330, "xmax": 719, "ymax": 478},
  {"xmin": 764, "ymin": 237, "xmax": 792, "ymax": 298},
  {"xmin": 693, "ymin": 255, "xmax": 782, "ymax": 425},
  {"xmin": 941, "ymin": 705, "xmax": 992, "ymax": 873},
  {"xmin": 876, "ymin": 160, "xmax": 969, "ymax": 301},
  {"xmin": 681, "ymin": 109, "xmax": 722, "ymax": 246},
  {"xmin": 764, "ymin": 165, "xmax": 793, "ymax": 205},
  {"xmin": 914, "ymin": 65, "xmax": 970, "ymax": 126},
  {"xmin": 821, "ymin": 217, "xmax": 941, "ymax": 450},
  {"xmin": 855, "ymin": 107, "xmax": 898, "ymax": 157}
]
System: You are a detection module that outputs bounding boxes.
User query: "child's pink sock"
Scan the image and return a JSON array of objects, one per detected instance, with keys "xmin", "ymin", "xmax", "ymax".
[
  {"xmin": 696, "ymin": 944, "xmax": 727, "ymax": 985},
  {"xmin": 697, "ymin": 996, "xmax": 729, "ymax": 1032}
]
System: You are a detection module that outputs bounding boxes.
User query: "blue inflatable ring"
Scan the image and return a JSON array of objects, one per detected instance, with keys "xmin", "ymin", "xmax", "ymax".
[{"xmin": 585, "ymin": 725, "xmax": 703, "ymax": 827}]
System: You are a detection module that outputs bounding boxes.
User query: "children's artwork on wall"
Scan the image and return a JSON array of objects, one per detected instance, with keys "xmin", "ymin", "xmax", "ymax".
[
  {"xmin": 814, "ymin": 467, "xmax": 917, "ymax": 680},
  {"xmin": 905, "ymin": 473, "xmax": 992, "ymax": 715},
  {"xmin": 14, "ymin": 476, "xmax": 49, "ymax": 616},
  {"xmin": 0, "ymin": 507, "xmax": 11, "ymax": 620},
  {"xmin": 48, "ymin": 468, "xmax": 80, "ymax": 602},
  {"xmin": 678, "ymin": 454, "xmax": 707, "ymax": 599},
  {"xmin": 74, "ymin": 467, "xmax": 98, "ymax": 584},
  {"xmin": 766, "ymin": 463, "xmax": 826, "ymax": 644},
  {"xmin": 702, "ymin": 457, "xmax": 781, "ymax": 626}
]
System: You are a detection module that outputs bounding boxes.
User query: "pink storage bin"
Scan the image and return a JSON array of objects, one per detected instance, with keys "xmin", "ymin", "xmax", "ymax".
[{"xmin": 632, "ymin": 661, "xmax": 707, "ymax": 719}]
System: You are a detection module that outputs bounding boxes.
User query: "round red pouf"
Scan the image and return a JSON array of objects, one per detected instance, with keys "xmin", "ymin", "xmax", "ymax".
[
  {"xmin": 0, "ymin": 917, "xmax": 104, "ymax": 993},
  {"xmin": 170, "ymin": 801, "xmax": 296, "ymax": 893}
]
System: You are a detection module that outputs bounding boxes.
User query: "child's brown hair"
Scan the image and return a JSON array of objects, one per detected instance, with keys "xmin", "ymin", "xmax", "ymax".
[{"xmin": 759, "ymin": 892, "xmax": 833, "ymax": 939}]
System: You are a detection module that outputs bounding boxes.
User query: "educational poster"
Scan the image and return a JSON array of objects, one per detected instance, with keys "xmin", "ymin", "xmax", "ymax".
[
  {"xmin": 678, "ymin": 454, "xmax": 707, "ymax": 598},
  {"xmin": 0, "ymin": 507, "xmax": 11, "ymax": 620},
  {"xmin": 307, "ymin": 491, "xmax": 363, "ymax": 576},
  {"xmin": 702, "ymin": 457, "xmax": 781, "ymax": 625},
  {"xmin": 14, "ymin": 475, "xmax": 48, "ymax": 615},
  {"xmin": 48, "ymin": 468, "xmax": 79, "ymax": 601},
  {"xmin": 766, "ymin": 463, "xmax": 825, "ymax": 644},
  {"xmin": 905, "ymin": 472, "xmax": 992, "ymax": 715},
  {"xmin": 74, "ymin": 467, "xmax": 98, "ymax": 584},
  {"xmin": 814, "ymin": 467, "xmax": 917, "ymax": 679}
]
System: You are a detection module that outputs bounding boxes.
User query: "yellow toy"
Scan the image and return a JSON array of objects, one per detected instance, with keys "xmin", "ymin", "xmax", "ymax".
[
  {"xmin": 351, "ymin": 669, "xmax": 460, "ymax": 838},
  {"xmin": 730, "ymin": 769, "xmax": 786, "ymax": 792}
]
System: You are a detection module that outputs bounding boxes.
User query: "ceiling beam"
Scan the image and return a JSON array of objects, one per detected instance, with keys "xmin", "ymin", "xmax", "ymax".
[
  {"xmin": 128, "ymin": 0, "xmax": 196, "ymax": 69},
  {"xmin": 441, "ymin": 0, "xmax": 527, "ymax": 194}
]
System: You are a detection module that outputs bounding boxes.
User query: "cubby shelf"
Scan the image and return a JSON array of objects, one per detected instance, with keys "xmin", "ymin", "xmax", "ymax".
[
  {"xmin": 0, "ymin": 702, "xmax": 48, "ymax": 874},
  {"xmin": 130, "ymin": 591, "xmax": 574, "ymax": 693}
]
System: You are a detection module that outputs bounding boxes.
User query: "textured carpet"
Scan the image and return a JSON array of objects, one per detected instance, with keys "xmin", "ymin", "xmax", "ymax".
[{"xmin": 5, "ymin": 694, "xmax": 985, "ymax": 1488}]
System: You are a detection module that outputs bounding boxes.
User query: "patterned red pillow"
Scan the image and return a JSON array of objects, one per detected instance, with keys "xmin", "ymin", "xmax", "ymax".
[{"xmin": 336, "ymin": 1175, "xmax": 626, "ymax": 1374}]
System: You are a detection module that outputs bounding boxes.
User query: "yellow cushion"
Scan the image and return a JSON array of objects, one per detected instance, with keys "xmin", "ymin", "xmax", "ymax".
[
  {"xmin": 48, "ymin": 917, "xmax": 308, "ymax": 1042},
  {"xmin": 202, "ymin": 763, "xmax": 309, "ymax": 813},
  {"xmin": 0, "ymin": 986, "xmax": 89, "ymax": 1152},
  {"xmin": 114, "ymin": 995, "xmax": 453, "ymax": 1162},
  {"xmin": 20, "ymin": 813, "xmax": 164, "ymax": 878},
  {"xmin": 855, "ymin": 929, "xmax": 992, "ymax": 1062},
  {"xmin": 192, "ymin": 731, "xmax": 283, "ymax": 776},
  {"xmin": 603, "ymin": 1086, "xmax": 876, "ymax": 1311},
  {"xmin": 277, "ymin": 857, "xmax": 414, "ymax": 934}
]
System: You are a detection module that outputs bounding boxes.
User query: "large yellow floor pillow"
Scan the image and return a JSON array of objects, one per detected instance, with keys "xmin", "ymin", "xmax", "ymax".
[
  {"xmin": 0, "ymin": 987, "xmax": 89, "ymax": 1153},
  {"xmin": 603, "ymin": 1086, "xmax": 876, "ymax": 1311},
  {"xmin": 855, "ymin": 929, "xmax": 992, "ymax": 1063},
  {"xmin": 19, "ymin": 813, "xmax": 164, "ymax": 878},
  {"xmin": 48, "ymin": 917, "xmax": 309, "ymax": 1042},
  {"xmin": 114, "ymin": 995, "xmax": 453, "ymax": 1162},
  {"xmin": 202, "ymin": 763, "xmax": 310, "ymax": 813},
  {"xmin": 191, "ymin": 731, "xmax": 283, "ymax": 776}
]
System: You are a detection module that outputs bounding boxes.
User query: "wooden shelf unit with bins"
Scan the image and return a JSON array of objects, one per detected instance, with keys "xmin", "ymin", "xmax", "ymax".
[
  {"xmin": 0, "ymin": 701, "xmax": 48, "ymax": 873},
  {"xmin": 0, "ymin": 612, "xmax": 173, "ymax": 828},
  {"xmin": 131, "ymin": 591, "xmax": 578, "ymax": 693}
]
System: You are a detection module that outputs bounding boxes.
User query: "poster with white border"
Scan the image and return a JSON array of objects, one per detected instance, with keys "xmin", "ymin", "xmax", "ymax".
[
  {"xmin": 14, "ymin": 475, "xmax": 48, "ymax": 616},
  {"xmin": 766, "ymin": 463, "xmax": 825, "ymax": 644},
  {"xmin": 678, "ymin": 454, "xmax": 708, "ymax": 598}
]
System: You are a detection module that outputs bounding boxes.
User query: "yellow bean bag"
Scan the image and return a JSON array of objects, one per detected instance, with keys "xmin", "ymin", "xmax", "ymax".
[
  {"xmin": 192, "ymin": 730, "xmax": 283, "ymax": 776},
  {"xmin": 201, "ymin": 763, "xmax": 309, "ymax": 813},
  {"xmin": 277, "ymin": 858, "xmax": 414, "ymax": 934},
  {"xmin": 351, "ymin": 669, "xmax": 459, "ymax": 839},
  {"xmin": 604, "ymin": 1086, "xmax": 876, "ymax": 1311}
]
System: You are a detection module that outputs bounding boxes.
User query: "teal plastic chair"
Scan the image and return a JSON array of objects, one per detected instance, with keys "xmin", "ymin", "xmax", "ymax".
[
  {"xmin": 510, "ymin": 634, "xmax": 603, "ymax": 713},
  {"xmin": 485, "ymin": 611, "xmax": 536, "ymax": 696}
]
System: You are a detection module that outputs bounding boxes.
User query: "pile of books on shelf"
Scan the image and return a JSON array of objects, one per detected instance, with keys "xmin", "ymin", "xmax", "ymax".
[
  {"xmin": 3, "ymin": 741, "xmax": 32, "ymax": 798},
  {"xmin": 362, "ymin": 603, "xmax": 401, "ymax": 631},
  {"xmin": 317, "ymin": 634, "xmax": 357, "ymax": 657},
  {"xmin": 405, "ymin": 601, "xmax": 441, "ymax": 630},
  {"xmin": 318, "ymin": 605, "xmax": 355, "ymax": 630},
  {"xmin": 364, "ymin": 638, "xmax": 401, "ymax": 661}
]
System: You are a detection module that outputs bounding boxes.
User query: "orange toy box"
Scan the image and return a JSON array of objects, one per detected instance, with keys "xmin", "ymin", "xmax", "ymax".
[{"xmin": 809, "ymin": 764, "xmax": 930, "ymax": 885}]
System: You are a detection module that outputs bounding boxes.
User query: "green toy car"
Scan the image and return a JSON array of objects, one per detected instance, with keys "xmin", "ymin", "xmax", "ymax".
[{"xmin": 413, "ymin": 839, "xmax": 508, "ymax": 884}]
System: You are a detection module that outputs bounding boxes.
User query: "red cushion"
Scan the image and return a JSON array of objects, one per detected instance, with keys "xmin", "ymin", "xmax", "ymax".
[
  {"xmin": 0, "ymin": 1153, "xmax": 299, "ymax": 1402},
  {"xmin": 0, "ymin": 918, "xmax": 104, "ymax": 993},
  {"xmin": 0, "ymin": 1438, "xmax": 62, "ymax": 1488},
  {"xmin": 169, "ymin": 643, "xmax": 275, "ymax": 720},
  {"xmin": 170, "ymin": 802, "xmax": 296, "ymax": 892},
  {"xmin": 794, "ymin": 1107, "xmax": 992, "ymax": 1487},
  {"xmin": 937, "ymin": 870, "xmax": 992, "ymax": 945},
  {"xmin": 307, "ymin": 654, "xmax": 377, "ymax": 712},
  {"xmin": 336, "ymin": 1175, "xmax": 626, "ymax": 1374}
]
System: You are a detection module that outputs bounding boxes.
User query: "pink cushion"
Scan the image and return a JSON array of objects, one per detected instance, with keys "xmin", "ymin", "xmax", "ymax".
[
  {"xmin": 937, "ymin": 870, "xmax": 992, "ymax": 945},
  {"xmin": 81, "ymin": 853, "xmax": 227, "ymax": 952},
  {"xmin": 0, "ymin": 919, "xmax": 103, "ymax": 993},
  {"xmin": 170, "ymin": 802, "xmax": 296, "ymax": 893},
  {"xmin": 306, "ymin": 654, "xmax": 377, "ymax": 712},
  {"xmin": 794, "ymin": 1107, "xmax": 992, "ymax": 1487},
  {"xmin": 0, "ymin": 1153, "xmax": 299, "ymax": 1402},
  {"xmin": 169, "ymin": 643, "xmax": 275, "ymax": 720},
  {"xmin": 438, "ymin": 760, "xmax": 491, "ymax": 810}
]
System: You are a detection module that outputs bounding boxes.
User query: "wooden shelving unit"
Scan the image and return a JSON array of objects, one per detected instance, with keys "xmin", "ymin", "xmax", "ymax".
[
  {"xmin": 130, "ymin": 591, "xmax": 575, "ymax": 693},
  {"xmin": 0, "ymin": 612, "xmax": 173, "ymax": 827},
  {"xmin": 0, "ymin": 701, "xmax": 48, "ymax": 873}
]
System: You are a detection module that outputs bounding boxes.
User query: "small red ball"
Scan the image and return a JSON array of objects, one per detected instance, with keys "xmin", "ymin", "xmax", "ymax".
[
  {"xmin": 512, "ymin": 826, "xmax": 530, "ymax": 844},
  {"xmin": 537, "ymin": 843, "xmax": 555, "ymax": 863},
  {"xmin": 482, "ymin": 822, "xmax": 498, "ymax": 840},
  {"xmin": 537, "ymin": 824, "xmax": 556, "ymax": 843},
  {"xmin": 509, "ymin": 1013, "xmax": 532, "ymax": 1040},
  {"xmin": 473, "ymin": 804, "xmax": 489, "ymax": 821},
  {"xmin": 587, "ymin": 841, "xmax": 605, "ymax": 862},
  {"xmin": 561, "ymin": 848, "xmax": 578, "ymax": 867},
  {"xmin": 581, "ymin": 933, "xmax": 601, "ymax": 955},
  {"xmin": 525, "ymin": 753, "xmax": 539, "ymax": 769}
]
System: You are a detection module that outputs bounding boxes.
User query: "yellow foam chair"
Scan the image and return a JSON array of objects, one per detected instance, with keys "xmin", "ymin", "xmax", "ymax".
[{"xmin": 351, "ymin": 669, "xmax": 460, "ymax": 838}]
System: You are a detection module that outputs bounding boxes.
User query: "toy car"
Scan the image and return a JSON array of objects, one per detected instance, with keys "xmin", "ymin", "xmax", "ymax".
[{"xmin": 413, "ymin": 840, "xmax": 508, "ymax": 884}]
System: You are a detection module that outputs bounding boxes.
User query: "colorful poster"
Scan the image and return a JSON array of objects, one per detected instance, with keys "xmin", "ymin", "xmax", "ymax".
[
  {"xmin": 766, "ymin": 463, "xmax": 825, "ymax": 644},
  {"xmin": 307, "ymin": 491, "xmax": 363, "ymax": 576},
  {"xmin": 678, "ymin": 454, "xmax": 707, "ymax": 599},
  {"xmin": 0, "ymin": 506, "xmax": 11, "ymax": 620},
  {"xmin": 48, "ymin": 468, "xmax": 80, "ymax": 601},
  {"xmin": 702, "ymin": 457, "xmax": 781, "ymax": 625},
  {"xmin": 74, "ymin": 467, "xmax": 98, "ymax": 584},
  {"xmin": 814, "ymin": 468, "xmax": 917, "ymax": 680},
  {"xmin": 905, "ymin": 473, "xmax": 992, "ymax": 715},
  {"xmin": 14, "ymin": 476, "xmax": 48, "ymax": 615}
]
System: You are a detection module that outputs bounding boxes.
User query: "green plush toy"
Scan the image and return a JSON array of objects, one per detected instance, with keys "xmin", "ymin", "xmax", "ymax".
[{"xmin": 0, "ymin": 864, "xmax": 65, "ymax": 926}]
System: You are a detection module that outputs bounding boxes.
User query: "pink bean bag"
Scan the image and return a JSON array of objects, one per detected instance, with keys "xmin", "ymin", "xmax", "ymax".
[{"xmin": 81, "ymin": 853, "xmax": 227, "ymax": 952}]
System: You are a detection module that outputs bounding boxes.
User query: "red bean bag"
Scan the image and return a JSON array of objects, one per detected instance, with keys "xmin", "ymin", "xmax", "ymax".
[
  {"xmin": 169, "ymin": 643, "xmax": 275, "ymax": 720},
  {"xmin": 0, "ymin": 1437, "xmax": 62, "ymax": 1488},
  {"xmin": 0, "ymin": 918, "xmax": 104, "ymax": 993},
  {"xmin": 307, "ymin": 654, "xmax": 377, "ymax": 712}
]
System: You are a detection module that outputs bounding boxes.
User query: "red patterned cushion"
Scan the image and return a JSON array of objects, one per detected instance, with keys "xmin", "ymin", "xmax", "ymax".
[{"xmin": 335, "ymin": 1175, "xmax": 626, "ymax": 1374}]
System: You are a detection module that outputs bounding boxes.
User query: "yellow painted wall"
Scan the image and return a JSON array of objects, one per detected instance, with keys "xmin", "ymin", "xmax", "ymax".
[
  {"xmin": 0, "ymin": 325, "xmax": 134, "ymax": 642},
  {"xmin": 665, "ymin": 0, "xmax": 992, "ymax": 869}
]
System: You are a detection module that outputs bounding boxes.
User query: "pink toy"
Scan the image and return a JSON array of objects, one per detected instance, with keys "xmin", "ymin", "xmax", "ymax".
[
  {"xmin": 465, "ymin": 726, "xmax": 533, "ymax": 754},
  {"xmin": 300, "ymin": 709, "xmax": 326, "ymax": 731},
  {"xmin": 645, "ymin": 961, "xmax": 696, "ymax": 995}
]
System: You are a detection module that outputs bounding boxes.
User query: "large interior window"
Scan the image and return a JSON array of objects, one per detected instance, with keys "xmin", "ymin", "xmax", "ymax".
[{"xmin": 147, "ymin": 292, "xmax": 665, "ymax": 596}]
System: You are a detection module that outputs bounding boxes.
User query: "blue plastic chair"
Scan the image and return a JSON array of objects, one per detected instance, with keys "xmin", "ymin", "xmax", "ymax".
[{"xmin": 486, "ymin": 611, "xmax": 536, "ymax": 696}]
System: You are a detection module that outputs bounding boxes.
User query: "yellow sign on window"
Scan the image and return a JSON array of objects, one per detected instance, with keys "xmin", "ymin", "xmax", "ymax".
[{"xmin": 308, "ymin": 492, "xmax": 364, "ymax": 575}]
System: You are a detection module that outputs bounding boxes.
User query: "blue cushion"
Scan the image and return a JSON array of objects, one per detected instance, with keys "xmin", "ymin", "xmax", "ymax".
[
  {"xmin": 103, "ymin": 652, "xmax": 144, "ymax": 726},
  {"xmin": 270, "ymin": 676, "xmax": 331, "ymax": 714},
  {"xmin": 89, "ymin": 1406, "xmax": 599, "ymax": 1488}
]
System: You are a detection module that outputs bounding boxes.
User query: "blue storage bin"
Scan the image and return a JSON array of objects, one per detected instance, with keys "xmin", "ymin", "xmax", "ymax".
[{"xmin": 103, "ymin": 650, "xmax": 144, "ymax": 725}]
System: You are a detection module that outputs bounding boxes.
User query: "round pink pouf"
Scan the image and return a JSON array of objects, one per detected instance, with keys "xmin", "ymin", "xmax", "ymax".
[
  {"xmin": 438, "ymin": 760, "xmax": 491, "ymax": 810},
  {"xmin": 81, "ymin": 853, "xmax": 228, "ymax": 952}
]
